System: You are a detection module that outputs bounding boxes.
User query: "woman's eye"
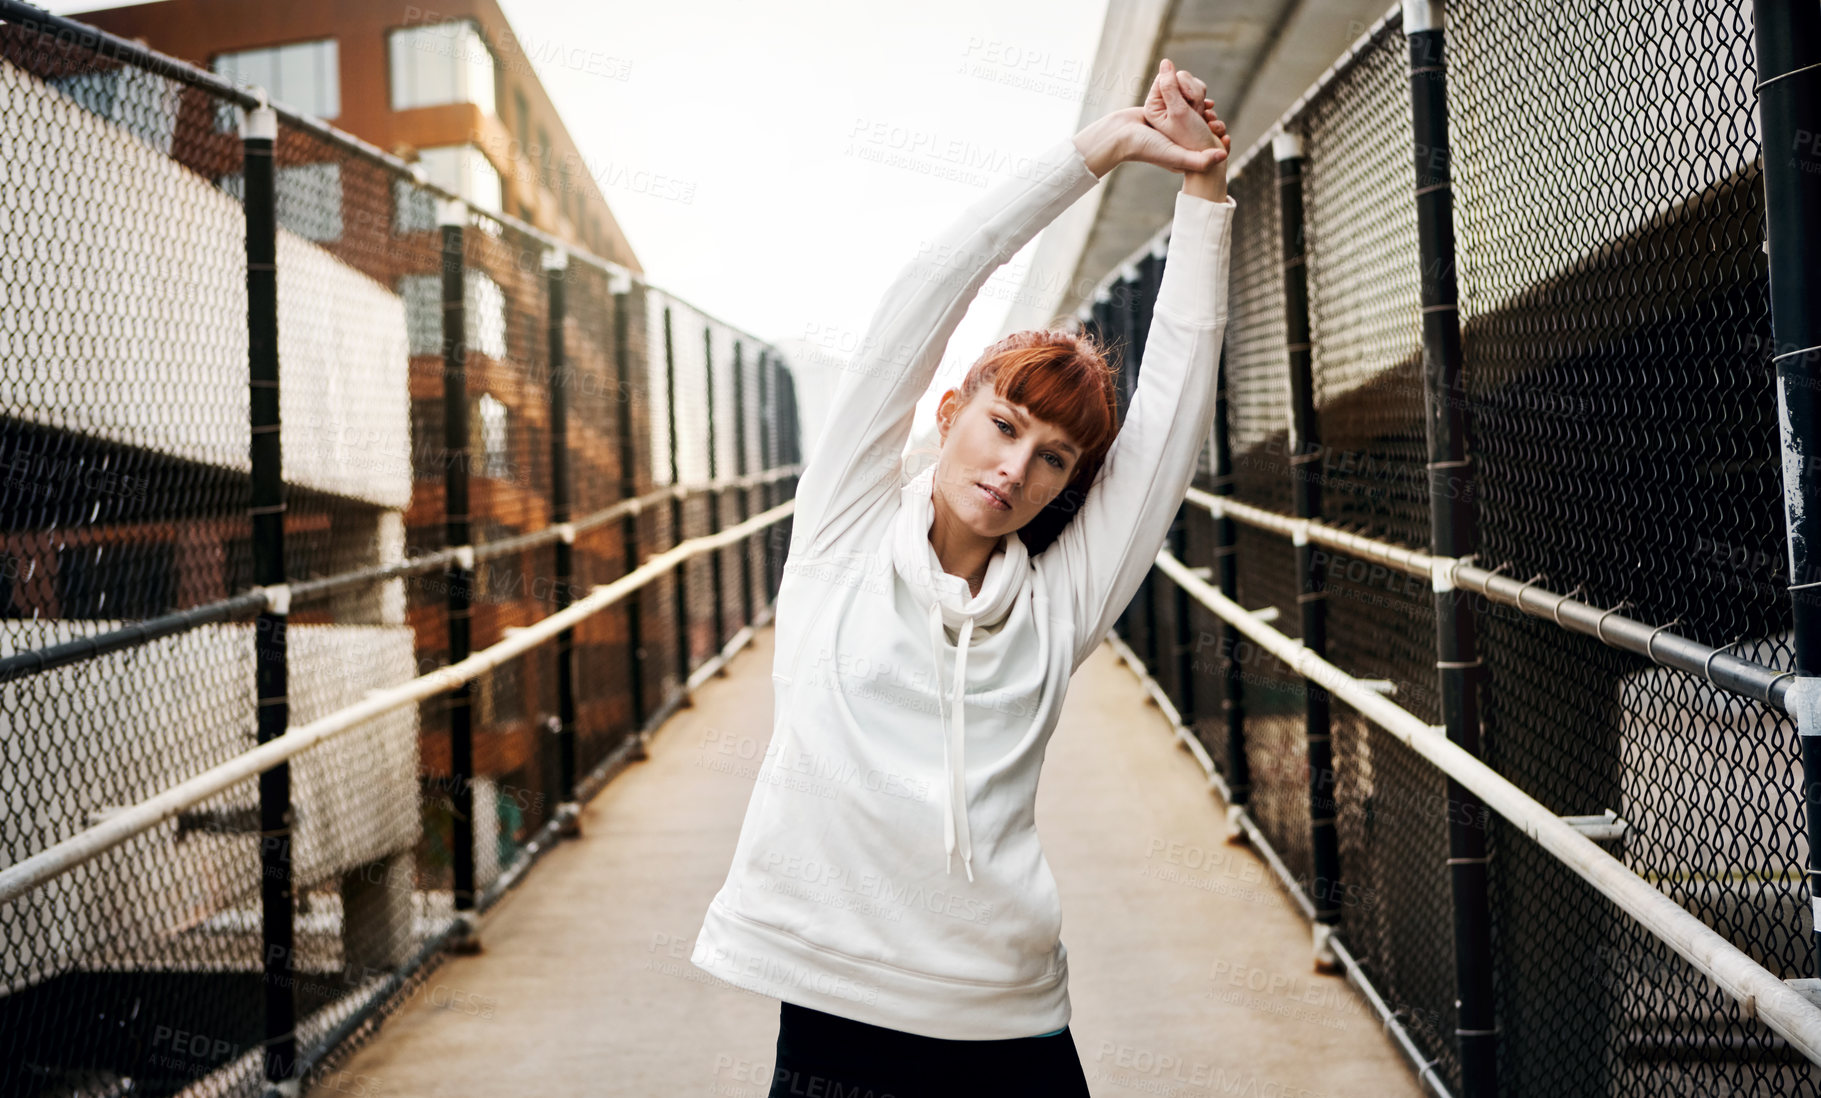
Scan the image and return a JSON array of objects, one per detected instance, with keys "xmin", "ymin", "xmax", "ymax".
[
  {"xmin": 995, "ymin": 419, "xmax": 1013, "ymax": 435},
  {"xmin": 1045, "ymin": 453, "xmax": 1063, "ymax": 468}
]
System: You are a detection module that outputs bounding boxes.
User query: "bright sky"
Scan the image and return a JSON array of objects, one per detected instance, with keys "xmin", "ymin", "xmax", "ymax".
[
  {"xmin": 489, "ymin": 0, "xmax": 1112, "ymax": 443},
  {"xmin": 50, "ymin": 0, "xmax": 1113, "ymax": 445}
]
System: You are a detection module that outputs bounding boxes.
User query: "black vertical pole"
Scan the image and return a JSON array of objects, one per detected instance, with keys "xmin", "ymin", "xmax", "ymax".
[
  {"xmin": 1096, "ymin": 296, "xmax": 1134, "ymax": 646},
  {"xmin": 665, "ymin": 307, "xmax": 690, "ymax": 700},
  {"xmin": 758, "ymin": 349, "xmax": 776, "ymax": 602},
  {"xmin": 244, "ymin": 100, "xmax": 295, "ymax": 1094},
  {"xmin": 1406, "ymin": 5, "xmax": 1496, "ymax": 1090},
  {"xmin": 1170, "ymin": 505, "xmax": 1194, "ymax": 723},
  {"xmin": 438, "ymin": 199, "xmax": 479, "ymax": 946},
  {"xmin": 612, "ymin": 275, "xmax": 648, "ymax": 759},
  {"xmin": 545, "ymin": 247, "xmax": 580, "ymax": 836},
  {"xmin": 1211, "ymin": 346, "xmax": 1251, "ymax": 835},
  {"xmin": 705, "ymin": 326, "xmax": 726, "ymax": 659},
  {"xmin": 733, "ymin": 341, "xmax": 754, "ymax": 628},
  {"xmin": 1752, "ymin": 0, "xmax": 1821, "ymax": 976},
  {"xmin": 1276, "ymin": 130, "xmax": 1342, "ymax": 972},
  {"xmin": 780, "ymin": 369, "xmax": 799, "ymax": 571}
]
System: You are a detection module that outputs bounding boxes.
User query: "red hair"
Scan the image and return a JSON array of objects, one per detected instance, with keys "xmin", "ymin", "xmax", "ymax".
[{"xmin": 946, "ymin": 327, "xmax": 1123, "ymax": 555}]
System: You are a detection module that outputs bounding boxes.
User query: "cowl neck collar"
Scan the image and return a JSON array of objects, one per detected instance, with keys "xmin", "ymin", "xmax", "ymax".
[{"xmin": 888, "ymin": 462, "xmax": 1029, "ymax": 634}]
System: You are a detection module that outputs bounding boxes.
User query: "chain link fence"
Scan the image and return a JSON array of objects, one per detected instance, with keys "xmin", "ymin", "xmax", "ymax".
[
  {"xmin": 0, "ymin": 8, "xmax": 800, "ymax": 1096},
  {"xmin": 1091, "ymin": 1, "xmax": 1821, "ymax": 1095}
]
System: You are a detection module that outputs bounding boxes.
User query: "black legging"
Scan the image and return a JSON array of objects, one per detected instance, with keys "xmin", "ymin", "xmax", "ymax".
[{"xmin": 766, "ymin": 1000, "xmax": 1092, "ymax": 1098}]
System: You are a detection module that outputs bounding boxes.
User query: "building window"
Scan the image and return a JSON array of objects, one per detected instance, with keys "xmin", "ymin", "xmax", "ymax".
[
  {"xmin": 409, "ymin": 397, "xmax": 443, "ymax": 480},
  {"xmin": 399, "ymin": 270, "xmax": 508, "ymax": 360},
  {"xmin": 475, "ymin": 393, "xmax": 510, "ymax": 479},
  {"xmin": 212, "ymin": 38, "xmax": 339, "ymax": 131},
  {"xmin": 393, "ymin": 178, "xmax": 437, "ymax": 235},
  {"xmin": 49, "ymin": 66, "xmax": 182, "ymax": 154},
  {"xmin": 217, "ymin": 161, "xmax": 344, "ymax": 242},
  {"xmin": 388, "ymin": 20, "xmax": 497, "ymax": 113},
  {"xmin": 417, "ymin": 144, "xmax": 502, "ymax": 214}
]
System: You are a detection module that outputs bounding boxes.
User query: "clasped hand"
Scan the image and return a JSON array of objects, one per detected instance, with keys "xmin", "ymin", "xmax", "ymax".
[{"xmin": 1073, "ymin": 59, "xmax": 1233, "ymax": 179}]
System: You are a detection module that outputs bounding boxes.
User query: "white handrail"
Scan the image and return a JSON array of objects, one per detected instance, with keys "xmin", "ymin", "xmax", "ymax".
[
  {"xmin": 1152, "ymin": 548, "xmax": 1821, "ymax": 1065},
  {"xmin": 0, "ymin": 501, "xmax": 794, "ymax": 907}
]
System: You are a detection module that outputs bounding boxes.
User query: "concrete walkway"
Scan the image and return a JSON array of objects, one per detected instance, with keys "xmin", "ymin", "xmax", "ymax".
[{"xmin": 320, "ymin": 626, "xmax": 1425, "ymax": 1098}]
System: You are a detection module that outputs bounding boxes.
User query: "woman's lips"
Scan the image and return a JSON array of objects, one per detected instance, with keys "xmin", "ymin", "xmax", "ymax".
[{"xmin": 977, "ymin": 483, "xmax": 1010, "ymax": 510}]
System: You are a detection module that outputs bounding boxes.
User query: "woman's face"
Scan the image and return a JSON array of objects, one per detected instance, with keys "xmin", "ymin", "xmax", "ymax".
[{"xmin": 934, "ymin": 385, "xmax": 1083, "ymax": 540}]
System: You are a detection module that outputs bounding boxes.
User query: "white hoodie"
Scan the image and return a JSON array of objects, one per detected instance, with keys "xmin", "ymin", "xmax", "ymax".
[{"xmin": 691, "ymin": 135, "xmax": 1236, "ymax": 1040}]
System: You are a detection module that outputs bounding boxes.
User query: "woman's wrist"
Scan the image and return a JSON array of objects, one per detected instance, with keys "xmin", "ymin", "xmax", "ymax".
[
  {"xmin": 1181, "ymin": 166, "xmax": 1228, "ymax": 203},
  {"xmin": 1071, "ymin": 114, "xmax": 1127, "ymax": 178}
]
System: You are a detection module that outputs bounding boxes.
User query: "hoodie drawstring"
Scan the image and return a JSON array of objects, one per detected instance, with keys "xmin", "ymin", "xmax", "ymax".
[{"xmin": 927, "ymin": 600, "xmax": 976, "ymax": 882}]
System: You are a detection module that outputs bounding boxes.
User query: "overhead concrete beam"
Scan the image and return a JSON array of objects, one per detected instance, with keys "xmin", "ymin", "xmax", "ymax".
[{"xmin": 1001, "ymin": 0, "xmax": 1398, "ymax": 336}]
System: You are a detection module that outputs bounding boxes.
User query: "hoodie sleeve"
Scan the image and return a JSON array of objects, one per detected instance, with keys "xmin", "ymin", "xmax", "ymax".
[
  {"xmin": 788, "ymin": 137, "xmax": 1102, "ymax": 558},
  {"xmin": 1056, "ymin": 188, "xmax": 1237, "ymax": 674}
]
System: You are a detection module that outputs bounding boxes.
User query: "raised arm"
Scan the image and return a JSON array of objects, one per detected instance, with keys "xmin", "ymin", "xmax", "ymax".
[
  {"xmin": 1055, "ymin": 61, "xmax": 1236, "ymax": 672},
  {"xmin": 787, "ymin": 140, "xmax": 1102, "ymax": 558},
  {"xmin": 1057, "ymin": 186, "xmax": 1237, "ymax": 673}
]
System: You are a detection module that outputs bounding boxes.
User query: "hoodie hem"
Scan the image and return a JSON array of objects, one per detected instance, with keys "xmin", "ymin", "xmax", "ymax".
[{"xmin": 690, "ymin": 897, "xmax": 1070, "ymax": 1041}]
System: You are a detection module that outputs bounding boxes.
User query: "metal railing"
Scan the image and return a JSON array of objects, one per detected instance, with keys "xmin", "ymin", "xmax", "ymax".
[
  {"xmin": 0, "ymin": 4, "xmax": 803, "ymax": 1095},
  {"xmin": 1085, "ymin": 1, "xmax": 1821, "ymax": 1095}
]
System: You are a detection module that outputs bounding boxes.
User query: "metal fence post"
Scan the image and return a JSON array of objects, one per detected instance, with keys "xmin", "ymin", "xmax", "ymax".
[
  {"xmin": 1405, "ymin": 0, "xmax": 1497, "ymax": 1090},
  {"xmin": 611, "ymin": 273, "xmax": 649, "ymax": 758},
  {"xmin": 1171, "ymin": 505, "xmax": 1194, "ymax": 724},
  {"xmin": 437, "ymin": 199, "xmax": 479, "ymax": 947},
  {"xmin": 757, "ymin": 350, "xmax": 775, "ymax": 600},
  {"xmin": 544, "ymin": 246, "xmax": 580, "ymax": 836},
  {"xmin": 1275, "ymin": 129, "xmax": 1343, "ymax": 972},
  {"xmin": 1212, "ymin": 349, "xmax": 1252, "ymax": 836},
  {"xmin": 705, "ymin": 327, "xmax": 726, "ymax": 657},
  {"xmin": 664, "ymin": 307, "xmax": 690, "ymax": 701},
  {"xmin": 242, "ymin": 98, "xmax": 297, "ymax": 1096},
  {"xmin": 733, "ymin": 341, "xmax": 755, "ymax": 627},
  {"xmin": 1752, "ymin": 0, "xmax": 1821, "ymax": 976},
  {"xmin": 779, "ymin": 368, "xmax": 800, "ymax": 578}
]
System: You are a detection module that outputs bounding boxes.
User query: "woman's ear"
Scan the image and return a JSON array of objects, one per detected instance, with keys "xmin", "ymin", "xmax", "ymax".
[{"xmin": 935, "ymin": 388, "xmax": 958, "ymax": 443}]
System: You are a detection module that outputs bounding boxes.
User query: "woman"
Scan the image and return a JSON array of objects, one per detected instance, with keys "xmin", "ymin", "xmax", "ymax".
[{"xmin": 691, "ymin": 59, "xmax": 1236, "ymax": 1098}]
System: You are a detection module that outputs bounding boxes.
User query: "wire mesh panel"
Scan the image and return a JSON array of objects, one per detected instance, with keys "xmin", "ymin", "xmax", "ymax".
[
  {"xmin": 0, "ymin": 11, "xmax": 796, "ymax": 1092},
  {"xmin": 1291, "ymin": 17, "xmax": 1471, "ymax": 1091},
  {"xmin": 1445, "ymin": 0, "xmax": 1813, "ymax": 1092},
  {"xmin": 1108, "ymin": 0, "xmax": 1821, "ymax": 1092},
  {"xmin": 562, "ymin": 258, "xmax": 639, "ymax": 777},
  {"xmin": 1217, "ymin": 140, "xmax": 1315, "ymax": 885},
  {"xmin": 1221, "ymin": 163, "xmax": 1292, "ymax": 517},
  {"xmin": 0, "ymin": 25, "xmax": 266, "ymax": 1096},
  {"xmin": 258, "ymin": 112, "xmax": 442, "ymax": 1091},
  {"xmin": 642, "ymin": 292, "xmax": 687, "ymax": 708},
  {"xmin": 461, "ymin": 214, "xmax": 559, "ymax": 885}
]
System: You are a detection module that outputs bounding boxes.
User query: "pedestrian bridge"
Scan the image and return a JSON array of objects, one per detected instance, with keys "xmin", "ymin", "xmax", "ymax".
[{"xmin": 7, "ymin": 1, "xmax": 1821, "ymax": 1096}]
